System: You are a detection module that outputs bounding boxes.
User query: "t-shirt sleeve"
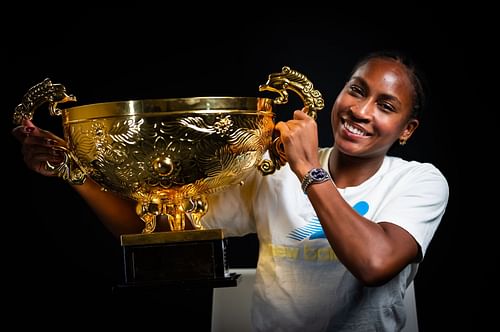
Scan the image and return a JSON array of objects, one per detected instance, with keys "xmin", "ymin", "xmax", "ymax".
[
  {"xmin": 202, "ymin": 169, "xmax": 260, "ymax": 236},
  {"xmin": 374, "ymin": 163, "xmax": 449, "ymax": 259}
]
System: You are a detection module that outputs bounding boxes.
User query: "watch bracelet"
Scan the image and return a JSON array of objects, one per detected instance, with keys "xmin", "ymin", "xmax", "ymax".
[{"xmin": 301, "ymin": 167, "xmax": 330, "ymax": 194}]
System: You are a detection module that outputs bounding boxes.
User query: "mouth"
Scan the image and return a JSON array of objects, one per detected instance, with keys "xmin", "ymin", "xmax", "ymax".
[{"xmin": 341, "ymin": 119, "xmax": 371, "ymax": 137}]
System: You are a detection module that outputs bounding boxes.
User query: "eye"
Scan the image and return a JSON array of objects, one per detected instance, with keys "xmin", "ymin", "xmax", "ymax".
[
  {"xmin": 348, "ymin": 84, "xmax": 364, "ymax": 97},
  {"xmin": 378, "ymin": 101, "xmax": 396, "ymax": 113}
]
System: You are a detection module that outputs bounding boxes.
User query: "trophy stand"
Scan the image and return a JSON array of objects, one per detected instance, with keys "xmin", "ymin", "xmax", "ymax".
[{"xmin": 112, "ymin": 229, "xmax": 241, "ymax": 329}]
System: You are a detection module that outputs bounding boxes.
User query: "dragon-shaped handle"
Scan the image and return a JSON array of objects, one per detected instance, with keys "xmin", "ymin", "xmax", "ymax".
[
  {"xmin": 258, "ymin": 66, "xmax": 324, "ymax": 175},
  {"xmin": 13, "ymin": 78, "xmax": 86, "ymax": 185}
]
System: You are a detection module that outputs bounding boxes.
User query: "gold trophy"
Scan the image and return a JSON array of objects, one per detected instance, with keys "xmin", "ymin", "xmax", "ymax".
[{"xmin": 13, "ymin": 67, "xmax": 324, "ymax": 285}]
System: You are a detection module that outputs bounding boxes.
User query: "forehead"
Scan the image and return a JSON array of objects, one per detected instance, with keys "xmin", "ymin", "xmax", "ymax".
[{"xmin": 352, "ymin": 58, "xmax": 413, "ymax": 101}]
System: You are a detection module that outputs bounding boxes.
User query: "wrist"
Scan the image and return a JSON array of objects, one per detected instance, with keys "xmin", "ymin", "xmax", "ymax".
[{"xmin": 301, "ymin": 167, "xmax": 331, "ymax": 194}]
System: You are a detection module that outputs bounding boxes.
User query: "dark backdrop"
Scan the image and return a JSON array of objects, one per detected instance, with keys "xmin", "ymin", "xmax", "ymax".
[{"xmin": 3, "ymin": 7, "xmax": 478, "ymax": 331}]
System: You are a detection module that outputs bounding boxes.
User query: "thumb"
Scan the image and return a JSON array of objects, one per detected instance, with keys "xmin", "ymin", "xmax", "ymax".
[
  {"xmin": 21, "ymin": 118, "xmax": 65, "ymax": 143},
  {"xmin": 12, "ymin": 118, "xmax": 38, "ymax": 141},
  {"xmin": 293, "ymin": 108, "xmax": 309, "ymax": 120},
  {"xmin": 21, "ymin": 118, "xmax": 37, "ymax": 134}
]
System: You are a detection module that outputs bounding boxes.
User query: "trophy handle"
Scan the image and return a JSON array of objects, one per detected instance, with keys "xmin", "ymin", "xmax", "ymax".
[
  {"xmin": 13, "ymin": 78, "xmax": 86, "ymax": 185},
  {"xmin": 258, "ymin": 66, "xmax": 325, "ymax": 175}
]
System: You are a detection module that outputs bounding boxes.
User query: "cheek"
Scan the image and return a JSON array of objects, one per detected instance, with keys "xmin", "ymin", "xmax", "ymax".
[
  {"xmin": 330, "ymin": 108, "xmax": 341, "ymax": 131},
  {"xmin": 376, "ymin": 117, "xmax": 406, "ymax": 139}
]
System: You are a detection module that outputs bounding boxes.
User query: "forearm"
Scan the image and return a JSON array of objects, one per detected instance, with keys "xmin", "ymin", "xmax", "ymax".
[
  {"xmin": 71, "ymin": 178, "xmax": 144, "ymax": 237},
  {"xmin": 306, "ymin": 181, "xmax": 416, "ymax": 285}
]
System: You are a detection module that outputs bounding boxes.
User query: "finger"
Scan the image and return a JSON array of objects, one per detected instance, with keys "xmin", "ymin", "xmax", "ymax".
[
  {"xmin": 293, "ymin": 108, "xmax": 309, "ymax": 120},
  {"xmin": 22, "ymin": 119, "xmax": 36, "ymax": 132},
  {"xmin": 11, "ymin": 119, "xmax": 37, "ymax": 142},
  {"xmin": 11, "ymin": 125, "xmax": 30, "ymax": 142},
  {"xmin": 24, "ymin": 147, "xmax": 65, "ymax": 175},
  {"xmin": 21, "ymin": 119, "xmax": 50, "ymax": 138},
  {"xmin": 40, "ymin": 130, "xmax": 67, "ymax": 146},
  {"xmin": 274, "ymin": 121, "xmax": 290, "ymax": 137},
  {"xmin": 18, "ymin": 119, "xmax": 66, "ymax": 145},
  {"xmin": 22, "ymin": 134, "xmax": 61, "ymax": 149}
]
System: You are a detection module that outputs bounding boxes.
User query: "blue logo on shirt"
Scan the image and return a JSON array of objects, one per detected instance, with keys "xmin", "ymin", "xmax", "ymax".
[{"xmin": 287, "ymin": 200, "xmax": 369, "ymax": 240}]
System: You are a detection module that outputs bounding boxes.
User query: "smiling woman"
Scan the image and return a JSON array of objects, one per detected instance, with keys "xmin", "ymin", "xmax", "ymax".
[
  {"xmin": 2, "ymin": 4, "xmax": 464, "ymax": 330},
  {"xmin": 330, "ymin": 55, "xmax": 422, "ymax": 167},
  {"xmin": 10, "ymin": 15, "xmax": 452, "ymax": 328},
  {"xmin": 203, "ymin": 50, "xmax": 448, "ymax": 331}
]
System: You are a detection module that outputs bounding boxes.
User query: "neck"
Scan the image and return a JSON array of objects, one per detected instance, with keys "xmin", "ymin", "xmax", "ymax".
[{"xmin": 328, "ymin": 147, "xmax": 385, "ymax": 188}]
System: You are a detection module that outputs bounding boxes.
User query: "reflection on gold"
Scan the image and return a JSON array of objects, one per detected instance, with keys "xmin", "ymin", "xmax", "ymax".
[{"xmin": 13, "ymin": 68, "xmax": 323, "ymax": 233}]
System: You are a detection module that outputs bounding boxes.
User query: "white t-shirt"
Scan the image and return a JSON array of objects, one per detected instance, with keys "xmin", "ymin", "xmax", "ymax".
[{"xmin": 203, "ymin": 147, "xmax": 449, "ymax": 332}]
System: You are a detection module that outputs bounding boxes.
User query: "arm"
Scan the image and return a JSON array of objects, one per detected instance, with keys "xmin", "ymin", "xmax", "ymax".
[
  {"xmin": 71, "ymin": 178, "xmax": 143, "ymax": 237},
  {"xmin": 306, "ymin": 184, "xmax": 419, "ymax": 286},
  {"xmin": 12, "ymin": 119, "xmax": 143, "ymax": 238},
  {"xmin": 276, "ymin": 110, "xmax": 422, "ymax": 285}
]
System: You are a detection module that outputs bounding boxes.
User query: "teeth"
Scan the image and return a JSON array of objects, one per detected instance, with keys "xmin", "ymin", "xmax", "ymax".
[{"xmin": 344, "ymin": 121, "xmax": 367, "ymax": 136}]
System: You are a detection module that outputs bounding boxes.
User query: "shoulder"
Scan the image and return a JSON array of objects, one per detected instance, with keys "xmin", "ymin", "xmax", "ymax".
[
  {"xmin": 386, "ymin": 156, "xmax": 446, "ymax": 178},
  {"xmin": 384, "ymin": 156, "xmax": 449, "ymax": 198}
]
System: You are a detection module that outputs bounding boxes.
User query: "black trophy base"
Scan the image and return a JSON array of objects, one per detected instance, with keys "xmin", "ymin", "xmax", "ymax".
[
  {"xmin": 120, "ymin": 228, "xmax": 229, "ymax": 284},
  {"xmin": 112, "ymin": 273, "xmax": 240, "ymax": 330},
  {"xmin": 115, "ymin": 229, "xmax": 240, "ymax": 330}
]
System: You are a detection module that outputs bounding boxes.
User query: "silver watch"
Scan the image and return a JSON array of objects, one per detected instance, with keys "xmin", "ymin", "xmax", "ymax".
[{"xmin": 301, "ymin": 168, "xmax": 330, "ymax": 194}]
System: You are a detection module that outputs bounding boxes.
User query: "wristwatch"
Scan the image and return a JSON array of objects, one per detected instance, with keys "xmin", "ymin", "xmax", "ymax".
[{"xmin": 301, "ymin": 167, "xmax": 331, "ymax": 194}]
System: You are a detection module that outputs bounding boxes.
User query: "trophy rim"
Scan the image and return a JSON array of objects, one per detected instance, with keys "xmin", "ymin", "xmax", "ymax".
[{"xmin": 62, "ymin": 96, "xmax": 275, "ymax": 122}]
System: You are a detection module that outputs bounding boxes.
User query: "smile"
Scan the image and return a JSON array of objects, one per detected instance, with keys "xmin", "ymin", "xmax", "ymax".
[{"xmin": 342, "ymin": 120, "xmax": 369, "ymax": 137}]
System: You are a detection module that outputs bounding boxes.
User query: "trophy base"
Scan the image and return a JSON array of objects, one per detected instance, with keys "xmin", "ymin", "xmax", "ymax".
[
  {"xmin": 120, "ymin": 229, "xmax": 229, "ymax": 284},
  {"xmin": 112, "ymin": 273, "xmax": 241, "ymax": 329},
  {"xmin": 115, "ymin": 229, "xmax": 242, "ymax": 329}
]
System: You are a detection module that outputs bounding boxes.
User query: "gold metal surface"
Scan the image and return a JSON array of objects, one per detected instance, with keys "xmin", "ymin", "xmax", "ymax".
[
  {"xmin": 121, "ymin": 229, "xmax": 224, "ymax": 246},
  {"xmin": 13, "ymin": 67, "xmax": 324, "ymax": 233},
  {"xmin": 259, "ymin": 66, "xmax": 324, "ymax": 119}
]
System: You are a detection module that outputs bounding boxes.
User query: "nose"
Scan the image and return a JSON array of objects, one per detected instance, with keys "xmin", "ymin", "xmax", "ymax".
[{"xmin": 348, "ymin": 102, "xmax": 373, "ymax": 122}]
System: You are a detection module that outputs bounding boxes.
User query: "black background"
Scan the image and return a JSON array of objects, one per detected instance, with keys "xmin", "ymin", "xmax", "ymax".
[{"xmin": 3, "ymin": 6, "xmax": 484, "ymax": 331}]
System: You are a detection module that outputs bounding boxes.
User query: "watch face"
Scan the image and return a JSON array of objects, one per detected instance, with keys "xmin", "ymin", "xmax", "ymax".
[
  {"xmin": 302, "ymin": 168, "xmax": 330, "ymax": 193},
  {"xmin": 311, "ymin": 168, "xmax": 328, "ymax": 180}
]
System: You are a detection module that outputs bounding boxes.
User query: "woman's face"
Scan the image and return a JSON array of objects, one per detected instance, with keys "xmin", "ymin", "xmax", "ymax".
[{"xmin": 331, "ymin": 58, "xmax": 419, "ymax": 158}]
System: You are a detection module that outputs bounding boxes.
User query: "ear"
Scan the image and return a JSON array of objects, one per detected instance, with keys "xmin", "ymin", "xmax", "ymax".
[{"xmin": 399, "ymin": 119, "xmax": 419, "ymax": 142}]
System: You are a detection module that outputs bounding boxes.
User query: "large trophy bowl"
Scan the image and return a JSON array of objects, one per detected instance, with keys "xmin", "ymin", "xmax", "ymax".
[{"xmin": 14, "ymin": 67, "xmax": 324, "ymax": 283}]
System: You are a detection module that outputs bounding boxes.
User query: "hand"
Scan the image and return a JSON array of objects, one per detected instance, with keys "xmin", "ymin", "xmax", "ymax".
[
  {"xmin": 11, "ymin": 119, "xmax": 68, "ymax": 176},
  {"xmin": 274, "ymin": 108, "xmax": 320, "ymax": 178}
]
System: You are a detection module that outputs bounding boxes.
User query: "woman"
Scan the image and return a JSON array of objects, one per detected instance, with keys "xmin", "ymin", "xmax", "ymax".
[{"xmin": 13, "ymin": 51, "xmax": 449, "ymax": 331}]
